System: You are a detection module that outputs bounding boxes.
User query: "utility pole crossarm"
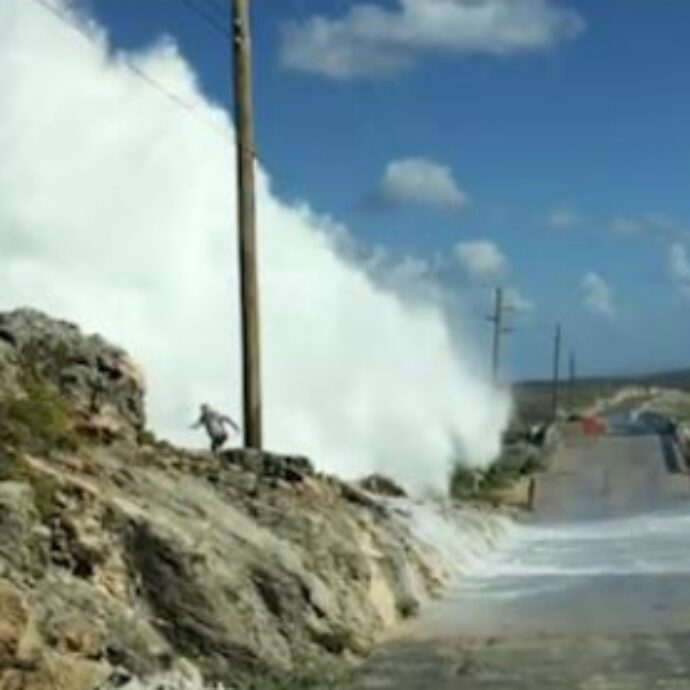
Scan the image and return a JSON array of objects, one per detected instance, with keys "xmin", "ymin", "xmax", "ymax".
[
  {"xmin": 487, "ymin": 287, "xmax": 518, "ymax": 384},
  {"xmin": 232, "ymin": 0, "xmax": 263, "ymax": 449},
  {"xmin": 489, "ymin": 288, "xmax": 504, "ymax": 384}
]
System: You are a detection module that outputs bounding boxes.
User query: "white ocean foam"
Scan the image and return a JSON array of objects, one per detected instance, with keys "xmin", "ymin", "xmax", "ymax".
[
  {"xmin": 0, "ymin": 0, "xmax": 511, "ymax": 496},
  {"xmin": 390, "ymin": 498, "xmax": 516, "ymax": 578},
  {"xmin": 466, "ymin": 508, "xmax": 690, "ymax": 581},
  {"xmin": 99, "ymin": 672, "xmax": 226, "ymax": 690}
]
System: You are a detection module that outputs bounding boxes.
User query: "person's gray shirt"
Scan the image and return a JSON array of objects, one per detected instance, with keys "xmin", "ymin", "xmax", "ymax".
[{"xmin": 193, "ymin": 404, "xmax": 240, "ymax": 441}]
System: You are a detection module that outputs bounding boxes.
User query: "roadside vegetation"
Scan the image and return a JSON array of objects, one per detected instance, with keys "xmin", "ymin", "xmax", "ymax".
[
  {"xmin": 0, "ymin": 369, "xmax": 80, "ymax": 521},
  {"xmin": 514, "ymin": 370, "xmax": 690, "ymax": 427},
  {"xmin": 450, "ymin": 434, "xmax": 546, "ymax": 506},
  {"xmin": 0, "ymin": 372, "xmax": 80, "ymax": 456}
]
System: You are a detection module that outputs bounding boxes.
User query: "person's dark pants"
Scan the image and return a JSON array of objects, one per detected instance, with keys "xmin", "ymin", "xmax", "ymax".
[{"xmin": 211, "ymin": 432, "xmax": 228, "ymax": 455}]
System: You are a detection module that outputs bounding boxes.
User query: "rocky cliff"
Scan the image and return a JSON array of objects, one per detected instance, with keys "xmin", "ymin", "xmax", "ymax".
[{"xmin": 0, "ymin": 310, "xmax": 457, "ymax": 690}]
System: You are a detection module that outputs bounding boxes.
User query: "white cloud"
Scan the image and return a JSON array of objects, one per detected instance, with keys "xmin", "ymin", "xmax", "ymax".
[
  {"xmin": 0, "ymin": 0, "xmax": 511, "ymax": 493},
  {"xmin": 504, "ymin": 288, "xmax": 534, "ymax": 313},
  {"xmin": 610, "ymin": 216, "xmax": 643, "ymax": 238},
  {"xmin": 645, "ymin": 212, "xmax": 676, "ymax": 233},
  {"xmin": 455, "ymin": 240, "xmax": 507, "ymax": 278},
  {"xmin": 669, "ymin": 243, "xmax": 690, "ymax": 282},
  {"xmin": 546, "ymin": 207, "xmax": 579, "ymax": 230},
  {"xmin": 581, "ymin": 272, "xmax": 615, "ymax": 317},
  {"xmin": 668, "ymin": 243, "xmax": 690, "ymax": 300},
  {"xmin": 611, "ymin": 213, "xmax": 677, "ymax": 238},
  {"xmin": 280, "ymin": 0, "xmax": 586, "ymax": 79},
  {"xmin": 373, "ymin": 158, "xmax": 469, "ymax": 211}
]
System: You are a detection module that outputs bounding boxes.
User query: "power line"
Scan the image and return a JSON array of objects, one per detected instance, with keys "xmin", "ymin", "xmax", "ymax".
[
  {"xmin": 178, "ymin": 0, "xmax": 231, "ymax": 39},
  {"xmin": 207, "ymin": 0, "xmax": 231, "ymax": 20},
  {"xmin": 33, "ymin": 0, "xmax": 190, "ymax": 108}
]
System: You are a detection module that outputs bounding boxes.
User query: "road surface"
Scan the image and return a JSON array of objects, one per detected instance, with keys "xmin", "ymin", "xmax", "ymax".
[{"xmin": 351, "ymin": 425, "xmax": 690, "ymax": 689}]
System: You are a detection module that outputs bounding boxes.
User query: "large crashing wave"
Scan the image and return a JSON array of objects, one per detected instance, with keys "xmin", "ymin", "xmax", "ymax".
[{"xmin": 0, "ymin": 0, "xmax": 510, "ymax": 492}]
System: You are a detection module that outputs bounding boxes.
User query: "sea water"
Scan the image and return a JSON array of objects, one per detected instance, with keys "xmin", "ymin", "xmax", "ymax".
[{"xmin": 414, "ymin": 506, "xmax": 690, "ymax": 637}]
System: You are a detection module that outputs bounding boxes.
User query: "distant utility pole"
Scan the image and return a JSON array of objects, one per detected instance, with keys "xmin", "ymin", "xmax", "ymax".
[
  {"xmin": 551, "ymin": 323, "xmax": 562, "ymax": 420},
  {"xmin": 568, "ymin": 351, "xmax": 577, "ymax": 410},
  {"xmin": 232, "ymin": 0, "xmax": 263, "ymax": 449},
  {"xmin": 486, "ymin": 287, "xmax": 514, "ymax": 384}
]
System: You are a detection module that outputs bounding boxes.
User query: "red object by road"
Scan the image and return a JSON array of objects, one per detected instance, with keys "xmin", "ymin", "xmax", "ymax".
[{"xmin": 581, "ymin": 416, "xmax": 605, "ymax": 436}]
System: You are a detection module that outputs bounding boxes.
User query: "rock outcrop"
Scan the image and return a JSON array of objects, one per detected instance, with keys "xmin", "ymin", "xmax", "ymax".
[
  {"xmin": 0, "ymin": 310, "xmax": 450, "ymax": 690},
  {"xmin": 0, "ymin": 309, "xmax": 144, "ymax": 445}
]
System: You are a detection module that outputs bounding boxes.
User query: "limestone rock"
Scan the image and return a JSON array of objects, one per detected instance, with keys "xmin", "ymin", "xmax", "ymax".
[
  {"xmin": 0, "ymin": 580, "xmax": 30, "ymax": 665},
  {"xmin": 359, "ymin": 475, "xmax": 407, "ymax": 498},
  {"xmin": 222, "ymin": 449, "xmax": 314, "ymax": 482},
  {"xmin": 0, "ymin": 309, "xmax": 451, "ymax": 689},
  {"xmin": 0, "ymin": 483, "xmax": 48, "ymax": 580},
  {"xmin": 0, "ymin": 653, "xmax": 109, "ymax": 690},
  {"xmin": 0, "ymin": 309, "xmax": 145, "ymax": 440}
]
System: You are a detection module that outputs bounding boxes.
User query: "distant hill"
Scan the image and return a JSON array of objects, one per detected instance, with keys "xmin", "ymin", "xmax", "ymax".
[
  {"xmin": 513, "ymin": 369, "xmax": 690, "ymax": 426},
  {"xmin": 518, "ymin": 369, "xmax": 690, "ymax": 391}
]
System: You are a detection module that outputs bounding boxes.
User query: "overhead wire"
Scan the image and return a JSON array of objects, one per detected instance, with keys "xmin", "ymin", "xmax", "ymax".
[
  {"xmin": 30, "ymin": 0, "xmax": 235, "ymax": 143},
  {"xmin": 177, "ymin": 0, "xmax": 231, "ymax": 39},
  {"xmin": 173, "ymin": 0, "xmax": 265, "ymax": 164},
  {"xmin": 205, "ymin": 0, "xmax": 231, "ymax": 22}
]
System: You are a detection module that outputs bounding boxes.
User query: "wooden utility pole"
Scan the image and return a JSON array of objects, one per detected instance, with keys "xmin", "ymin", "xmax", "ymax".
[
  {"xmin": 551, "ymin": 323, "xmax": 562, "ymax": 420},
  {"xmin": 490, "ymin": 287, "xmax": 504, "ymax": 384},
  {"xmin": 487, "ymin": 287, "xmax": 514, "ymax": 384},
  {"xmin": 232, "ymin": 0, "xmax": 262, "ymax": 449}
]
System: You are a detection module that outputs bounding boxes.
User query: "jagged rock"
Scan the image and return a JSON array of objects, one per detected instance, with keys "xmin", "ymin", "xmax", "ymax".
[
  {"xmin": 222, "ymin": 448, "xmax": 314, "ymax": 482},
  {"xmin": 337, "ymin": 482, "xmax": 388, "ymax": 516},
  {"xmin": 0, "ymin": 653, "xmax": 110, "ymax": 690},
  {"xmin": 0, "ymin": 309, "xmax": 145, "ymax": 441},
  {"xmin": 0, "ymin": 482, "xmax": 49, "ymax": 580},
  {"xmin": 0, "ymin": 309, "xmax": 451, "ymax": 689},
  {"xmin": 95, "ymin": 669, "xmax": 213, "ymax": 690},
  {"xmin": 0, "ymin": 580, "xmax": 30, "ymax": 665},
  {"xmin": 359, "ymin": 475, "xmax": 407, "ymax": 498}
]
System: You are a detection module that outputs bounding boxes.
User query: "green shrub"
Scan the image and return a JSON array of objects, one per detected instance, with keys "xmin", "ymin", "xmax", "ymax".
[
  {"xmin": 450, "ymin": 443, "xmax": 544, "ymax": 502},
  {"xmin": 136, "ymin": 429, "xmax": 161, "ymax": 448},
  {"xmin": 0, "ymin": 374, "xmax": 79, "ymax": 455},
  {"xmin": 449, "ymin": 464, "xmax": 480, "ymax": 500}
]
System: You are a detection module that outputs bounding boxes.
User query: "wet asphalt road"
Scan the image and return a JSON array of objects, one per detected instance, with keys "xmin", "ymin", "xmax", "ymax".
[
  {"xmin": 534, "ymin": 432, "xmax": 690, "ymax": 521},
  {"xmin": 351, "ymin": 426, "xmax": 690, "ymax": 689}
]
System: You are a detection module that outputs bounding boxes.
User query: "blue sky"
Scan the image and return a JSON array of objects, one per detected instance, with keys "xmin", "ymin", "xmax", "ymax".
[{"xmin": 79, "ymin": 0, "xmax": 690, "ymax": 379}]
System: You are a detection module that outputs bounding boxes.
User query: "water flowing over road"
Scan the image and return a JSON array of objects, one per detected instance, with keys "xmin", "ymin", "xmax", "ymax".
[{"xmin": 353, "ymin": 420, "xmax": 690, "ymax": 689}]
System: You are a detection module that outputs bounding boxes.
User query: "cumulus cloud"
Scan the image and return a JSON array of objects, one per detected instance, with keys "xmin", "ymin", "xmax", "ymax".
[
  {"xmin": 610, "ymin": 213, "xmax": 677, "ymax": 238},
  {"xmin": 0, "ymin": 0, "xmax": 510, "ymax": 493},
  {"xmin": 371, "ymin": 158, "xmax": 469, "ymax": 211},
  {"xmin": 581, "ymin": 272, "xmax": 615, "ymax": 317},
  {"xmin": 455, "ymin": 240, "xmax": 507, "ymax": 279},
  {"xmin": 610, "ymin": 216, "xmax": 646, "ymax": 238},
  {"xmin": 504, "ymin": 288, "xmax": 534, "ymax": 313},
  {"xmin": 645, "ymin": 212, "xmax": 677, "ymax": 233},
  {"xmin": 280, "ymin": 0, "xmax": 585, "ymax": 79},
  {"xmin": 668, "ymin": 242, "xmax": 690, "ymax": 300},
  {"xmin": 546, "ymin": 207, "xmax": 579, "ymax": 230},
  {"xmin": 669, "ymin": 243, "xmax": 690, "ymax": 282}
]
